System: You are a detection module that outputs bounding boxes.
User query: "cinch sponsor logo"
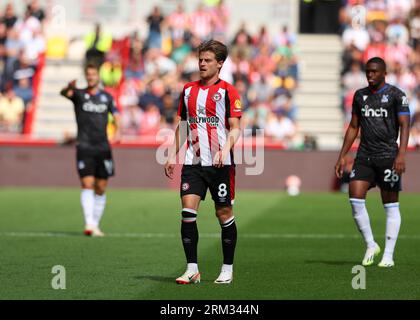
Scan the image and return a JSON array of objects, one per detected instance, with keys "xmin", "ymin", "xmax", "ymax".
[
  {"xmin": 361, "ymin": 105, "xmax": 388, "ymax": 118},
  {"xmin": 189, "ymin": 116, "xmax": 220, "ymax": 126},
  {"xmin": 82, "ymin": 102, "xmax": 108, "ymax": 113}
]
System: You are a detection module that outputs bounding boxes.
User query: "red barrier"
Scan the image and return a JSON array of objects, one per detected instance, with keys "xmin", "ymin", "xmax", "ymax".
[{"xmin": 22, "ymin": 52, "xmax": 46, "ymax": 135}]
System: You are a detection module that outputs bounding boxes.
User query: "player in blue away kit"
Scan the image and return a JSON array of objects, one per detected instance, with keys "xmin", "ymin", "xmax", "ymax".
[{"xmin": 335, "ymin": 57, "xmax": 410, "ymax": 267}]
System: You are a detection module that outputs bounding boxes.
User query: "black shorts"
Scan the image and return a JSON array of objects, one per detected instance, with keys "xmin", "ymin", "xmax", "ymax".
[
  {"xmin": 76, "ymin": 148, "xmax": 115, "ymax": 179},
  {"xmin": 350, "ymin": 157, "xmax": 401, "ymax": 192},
  {"xmin": 180, "ymin": 165, "xmax": 236, "ymax": 207}
]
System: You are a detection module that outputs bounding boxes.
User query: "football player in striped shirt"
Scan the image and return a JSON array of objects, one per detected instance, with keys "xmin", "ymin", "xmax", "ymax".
[{"xmin": 165, "ymin": 40, "xmax": 242, "ymax": 284}]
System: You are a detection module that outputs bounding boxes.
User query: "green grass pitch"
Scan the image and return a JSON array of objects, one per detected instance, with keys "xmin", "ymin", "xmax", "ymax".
[{"xmin": 0, "ymin": 188, "xmax": 419, "ymax": 300}]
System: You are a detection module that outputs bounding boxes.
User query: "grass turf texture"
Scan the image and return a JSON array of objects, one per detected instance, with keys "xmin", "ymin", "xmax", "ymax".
[{"xmin": 0, "ymin": 188, "xmax": 419, "ymax": 300}]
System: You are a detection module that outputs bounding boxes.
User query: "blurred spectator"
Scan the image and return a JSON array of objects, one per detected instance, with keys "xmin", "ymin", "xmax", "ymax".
[
  {"xmin": 27, "ymin": 0, "xmax": 46, "ymax": 23},
  {"xmin": 272, "ymin": 81, "xmax": 296, "ymax": 121},
  {"xmin": 84, "ymin": 23, "xmax": 112, "ymax": 68},
  {"xmin": 12, "ymin": 52, "xmax": 35, "ymax": 86},
  {"xmin": 363, "ymin": 23, "xmax": 386, "ymax": 62},
  {"xmin": 342, "ymin": 24, "xmax": 370, "ymax": 52},
  {"xmin": 408, "ymin": 109, "xmax": 420, "ymax": 148},
  {"xmin": 209, "ymin": 0, "xmax": 230, "ymax": 41},
  {"xmin": 231, "ymin": 48, "xmax": 251, "ymax": 84},
  {"xmin": 121, "ymin": 104, "xmax": 142, "ymax": 136},
  {"xmin": 167, "ymin": 3, "xmax": 190, "ymax": 41},
  {"xmin": 138, "ymin": 79, "xmax": 165, "ymax": 113},
  {"xmin": 231, "ymin": 22, "xmax": 253, "ymax": 60},
  {"xmin": 409, "ymin": 86, "xmax": 420, "ymax": 118},
  {"xmin": 13, "ymin": 77, "xmax": 33, "ymax": 106},
  {"xmin": 24, "ymin": 28, "xmax": 45, "ymax": 65},
  {"xmin": 146, "ymin": 6, "xmax": 165, "ymax": 50},
  {"xmin": 387, "ymin": 62, "xmax": 416, "ymax": 94},
  {"xmin": 265, "ymin": 109, "xmax": 296, "ymax": 144},
  {"xmin": 341, "ymin": 43, "xmax": 364, "ymax": 76},
  {"xmin": 15, "ymin": 6, "xmax": 41, "ymax": 47},
  {"xmin": 242, "ymin": 100, "xmax": 269, "ymax": 134},
  {"xmin": 189, "ymin": 3, "xmax": 213, "ymax": 40},
  {"xmin": 161, "ymin": 93, "xmax": 177, "ymax": 127},
  {"xmin": 4, "ymin": 28, "xmax": 24, "ymax": 82},
  {"xmin": 248, "ymin": 74, "xmax": 274, "ymax": 104},
  {"xmin": 342, "ymin": 61, "xmax": 365, "ymax": 122},
  {"xmin": 275, "ymin": 40, "xmax": 299, "ymax": 80},
  {"xmin": 2, "ymin": 3, "xmax": 18, "ymax": 29},
  {"xmin": 387, "ymin": 0, "xmax": 412, "ymax": 21},
  {"xmin": 0, "ymin": 86, "xmax": 25, "ymax": 133},
  {"xmin": 253, "ymin": 25, "xmax": 271, "ymax": 48},
  {"xmin": 386, "ymin": 15, "xmax": 409, "ymax": 44},
  {"xmin": 144, "ymin": 48, "xmax": 176, "ymax": 81},
  {"xmin": 100, "ymin": 55, "xmax": 123, "ymax": 88},
  {"xmin": 302, "ymin": 134, "xmax": 318, "ymax": 151},
  {"xmin": 171, "ymin": 38, "xmax": 191, "ymax": 65},
  {"xmin": 273, "ymin": 25, "xmax": 296, "ymax": 49},
  {"xmin": 251, "ymin": 44, "xmax": 276, "ymax": 80},
  {"xmin": 125, "ymin": 31, "xmax": 144, "ymax": 80},
  {"xmin": 139, "ymin": 103, "xmax": 161, "ymax": 136},
  {"xmin": 409, "ymin": 3, "xmax": 420, "ymax": 48},
  {"xmin": 234, "ymin": 78, "xmax": 250, "ymax": 111}
]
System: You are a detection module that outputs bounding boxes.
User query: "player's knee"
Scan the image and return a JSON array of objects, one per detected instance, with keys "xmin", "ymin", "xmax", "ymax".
[
  {"xmin": 94, "ymin": 186, "xmax": 106, "ymax": 195},
  {"xmin": 81, "ymin": 181, "xmax": 94, "ymax": 189},
  {"xmin": 215, "ymin": 206, "xmax": 233, "ymax": 222},
  {"xmin": 182, "ymin": 208, "xmax": 197, "ymax": 223}
]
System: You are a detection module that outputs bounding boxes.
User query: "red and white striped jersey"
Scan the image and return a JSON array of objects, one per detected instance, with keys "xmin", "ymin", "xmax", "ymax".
[{"xmin": 177, "ymin": 79, "xmax": 242, "ymax": 166}]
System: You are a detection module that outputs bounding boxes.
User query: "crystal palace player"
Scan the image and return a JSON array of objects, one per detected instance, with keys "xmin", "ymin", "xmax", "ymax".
[
  {"xmin": 335, "ymin": 57, "xmax": 410, "ymax": 267},
  {"xmin": 60, "ymin": 64, "xmax": 121, "ymax": 237},
  {"xmin": 164, "ymin": 40, "xmax": 242, "ymax": 284}
]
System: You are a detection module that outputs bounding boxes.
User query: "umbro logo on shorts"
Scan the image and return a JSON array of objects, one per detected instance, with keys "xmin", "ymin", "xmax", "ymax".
[{"xmin": 78, "ymin": 161, "xmax": 85, "ymax": 170}]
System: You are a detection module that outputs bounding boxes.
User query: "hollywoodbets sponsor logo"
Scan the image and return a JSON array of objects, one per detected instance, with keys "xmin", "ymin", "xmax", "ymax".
[{"xmin": 188, "ymin": 116, "xmax": 220, "ymax": 126}]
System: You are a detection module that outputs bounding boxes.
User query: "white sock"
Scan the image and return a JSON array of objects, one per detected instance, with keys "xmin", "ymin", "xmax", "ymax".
[
  {"xmin": 187, "ymin": 263, "xmax": 198, "ymax": 273},
  {"xmin": 221, "ymin": 264, "xmax": 233, "ymax": 273},
  {"xmin": 350, "ymin": 198, "xmax": 376, "ymax": 249},
  {"xmin": 383, "ymin": 202, "xmax": 401, "ymax": 260},
  {"xmin": 81, "ymin": 189, "xmax": 95, "ymax": 227},
  {"xmin": 93, "ymin": 194, "xmax": 106, "ymax": 228}
]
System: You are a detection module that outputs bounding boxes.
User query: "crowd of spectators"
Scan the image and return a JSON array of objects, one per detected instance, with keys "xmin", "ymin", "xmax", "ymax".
[
  {"xmin": 82, "ymin": 1, "xmax": 300, "ymax": 147},
  {"xmin": 0, "ymin": 1, "xmax": 45, "ymax": 134},
  {"xmin": 339, "ymin": 0, "xmax": 420, "ymax": 148}
]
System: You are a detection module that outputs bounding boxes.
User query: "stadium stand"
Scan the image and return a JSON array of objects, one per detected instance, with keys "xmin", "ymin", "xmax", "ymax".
[
  {"xmin": 339, "ymin": 0, "xmax": 420, "ymax": 149},
  {"xmin": 0, "ymin": 1, "xmax": 46, "ymax": 137}
]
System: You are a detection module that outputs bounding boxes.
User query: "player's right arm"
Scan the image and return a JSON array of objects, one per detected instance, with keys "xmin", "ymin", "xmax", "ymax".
[
  {"xmin": 164, "ymin": 116, "xmax": 188, "ymax": 179},
  {"xmin": 60, "ymin": 79, "xmax": 77, "ymax": 99},
  {"xmin": 164, "ymin": 86, "xmax": 188, "ymax": 179},
  {"xmin": 335, "ymin": 112, "xmax": 360, "ymax": 178}
]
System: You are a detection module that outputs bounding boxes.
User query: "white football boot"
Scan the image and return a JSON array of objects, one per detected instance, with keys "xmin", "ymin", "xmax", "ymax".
[
  {"xmin": 378, "ymin": 256, "xmax": 395, "ymax": 268},
  {"xmin": 362, "ymin": 243, "xmax": 381, "ymax": 266},
  {"xmin": 91, "ymin": 227, "xmax": 105, "ymax": 237},
  {"xmin": 214, "ymin": 269, "xmax": 233, "ymax": 284},
  {"xmin": 176, "ymin": 269, "xmax": 201, "ymax": 284}
]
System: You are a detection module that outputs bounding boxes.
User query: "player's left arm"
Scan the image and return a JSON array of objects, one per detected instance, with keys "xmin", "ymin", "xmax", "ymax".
[
  {"xmin": 213, "ymin": 117, "xmax": 241, "ymax": 168},
  {"xmin": 394, "ymin": 113, "xmax": 410, "ymax": 175},
  {"xmin": 214, "ymin": 86, "xmax": 242, "ymax": 168},
  {"xmin": 394, "ymin": 93, "xmax": 411, "ymax": 175},
  {"xmin": 109, "ymin": 97, "xmax": 122, "ymax": 143}
]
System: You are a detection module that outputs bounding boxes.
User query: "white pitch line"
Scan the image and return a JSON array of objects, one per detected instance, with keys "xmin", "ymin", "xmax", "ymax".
[{"xmin": 1, "ymin": 231, "xmax": 420, "ymax": 240}]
